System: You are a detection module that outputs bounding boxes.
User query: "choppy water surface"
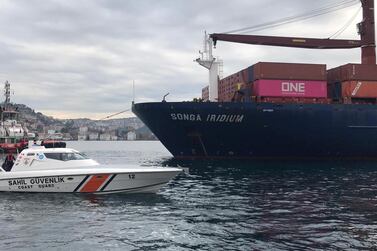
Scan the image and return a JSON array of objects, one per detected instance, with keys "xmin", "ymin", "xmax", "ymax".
[{"xmin": 1, "ymin": 141, "xmax": 377, "ymax": 250}]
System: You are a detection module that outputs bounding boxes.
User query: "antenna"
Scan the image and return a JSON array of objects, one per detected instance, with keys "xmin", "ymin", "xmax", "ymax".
[
  {"xmin": 132, "ymin": 80, "xmax": 135, "ymax": 103},
  {"xmin": 4, "ymin": 81, "xmax": 11, "ymax": 106}
]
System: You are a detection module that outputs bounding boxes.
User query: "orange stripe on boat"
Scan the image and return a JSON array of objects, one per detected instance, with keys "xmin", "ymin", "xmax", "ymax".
[{"xmin": 80, "ymin": 174, "xmax": 110, "ymax": 192}]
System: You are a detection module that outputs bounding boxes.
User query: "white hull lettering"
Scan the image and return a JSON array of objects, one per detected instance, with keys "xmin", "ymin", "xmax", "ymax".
[
  {"xmin": 171, "ymin": 113, "xmax": 202, "ymax": 121},
  {"xmin": 235, "ymin": 115, "xmax": 244, "ymax": 123},
  {"xmin": 171, "ymin": 113, "xmax": 244, "ymax": 123},
  {"xmin": 282, "ymin": 82, "xmax": 305, "ymax": 93},
  {"xmin": 207, "ymin": 114, "xmax": 244, "ymax": 123}
]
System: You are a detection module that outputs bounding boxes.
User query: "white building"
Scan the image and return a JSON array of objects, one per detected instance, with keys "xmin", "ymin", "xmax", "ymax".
[
  {"xmin": 99, "ymin": 133, "xmax": 111, "ymax": 141},
  {"xmin": 88, "ymin": 133, "xmax": 99, "ymax": 141},
  {"xmin": 79, "ymin": 127, "xmax": 88, "ymax": 133},
  {"xmin": 77, "ymin": 134, "xmax": 87, "ymax": 141},
  {"xmin": 127, "ymin": 131, "xmax": 136, "ymax": 141}
]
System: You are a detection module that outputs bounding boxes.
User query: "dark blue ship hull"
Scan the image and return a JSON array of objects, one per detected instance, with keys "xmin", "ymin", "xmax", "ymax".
[{"xmin": 132, "ymin": 102, "xmax": 377, "ymax": 159}]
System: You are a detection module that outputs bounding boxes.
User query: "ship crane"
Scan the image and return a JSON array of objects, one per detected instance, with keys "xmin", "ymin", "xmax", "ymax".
[{"xmin": 210, "ymin": 0, "xmax": 375, "ymax": 65}]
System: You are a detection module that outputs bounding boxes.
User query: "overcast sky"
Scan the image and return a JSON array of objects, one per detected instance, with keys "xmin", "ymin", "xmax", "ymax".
[{"xmin": 0, "ymin": 0, "xmax": 372, "ymax": 119}]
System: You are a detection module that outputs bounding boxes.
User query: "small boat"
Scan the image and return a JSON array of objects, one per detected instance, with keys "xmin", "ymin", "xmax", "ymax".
[{"xmin": 0, "ymin": 146, "xmax": 182, "ymax": 194}]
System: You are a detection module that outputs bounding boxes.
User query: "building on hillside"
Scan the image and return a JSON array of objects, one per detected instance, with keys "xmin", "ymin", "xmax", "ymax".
[
  {"xmin": 88, "ymin": 133, "xmax": 99, "ymax": 141},
  {"xmin": 78, "ymin": 134, "xmax": 87, "ymax": 141},
  {"xmin": 99, "ymin": 133, "xmax": 111, "ymax": 141},
  {"xmin": 79, "ymin": 127, "xmax": 88, "ymax": 133},
  {"xmin": 127, "ymin": 131, "xmax": 136, "ymax": 141}
]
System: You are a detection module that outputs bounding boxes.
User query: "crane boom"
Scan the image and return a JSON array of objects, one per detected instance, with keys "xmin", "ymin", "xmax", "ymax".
[
  {"xmin": 210, "ymin": 0, "xmax": 375, "ymax": 65},
  {"xmin": 210, "ymin": 34, "xmax": 362, "ymax": 49}
]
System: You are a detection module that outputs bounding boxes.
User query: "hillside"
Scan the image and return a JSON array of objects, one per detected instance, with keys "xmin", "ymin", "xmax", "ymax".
[{"xmin": 5, "ymin": 103, "xmax": 155, "ymax": 140}]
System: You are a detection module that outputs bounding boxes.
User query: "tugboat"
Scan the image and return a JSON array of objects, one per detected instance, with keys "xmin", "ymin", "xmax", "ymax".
[{"xmin": 0, "ymin": 81, "xmax": 29, "ymax": 153}]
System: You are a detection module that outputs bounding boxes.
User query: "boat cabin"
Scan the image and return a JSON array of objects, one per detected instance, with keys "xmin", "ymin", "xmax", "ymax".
[{"xmin": 1, "ymin": 147, "xmax": 99, "ymax": 172}]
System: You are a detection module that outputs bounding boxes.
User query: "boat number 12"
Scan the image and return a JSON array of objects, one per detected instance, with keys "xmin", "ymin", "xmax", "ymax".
[{"xmin": 129, "ymin": 174, "xmax": 135, "ymax": 179}]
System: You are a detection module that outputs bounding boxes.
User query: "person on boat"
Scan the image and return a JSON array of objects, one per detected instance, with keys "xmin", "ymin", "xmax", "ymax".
[
  {"xmin": 3, "ymin": 154, "xmax": 15, "ymax": 171},
  {"xmin": 33, "ymin": 140, "xmax": 38, "ymax": 146}
]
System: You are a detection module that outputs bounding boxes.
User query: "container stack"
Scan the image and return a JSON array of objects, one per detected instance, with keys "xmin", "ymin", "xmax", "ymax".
[
  {"xmin": 217, "ymin": 62, "xmax": 328, "ymax": 103},
  {"xmin": 252, "ymin": 62, "xmax": 328, "ymax": 103},
  {"xmin": 218, "ymin": 68, "xmax": 251, "ymax": 102},
  {"xmin": 327, "ymin": 64, "xmax": 377, "ymax": 103}
]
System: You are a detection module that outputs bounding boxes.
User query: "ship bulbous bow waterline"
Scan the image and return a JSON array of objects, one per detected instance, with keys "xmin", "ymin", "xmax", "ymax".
[{"xmin": 132, "ymin": 101, "xmax": 377, "ymax": 160}]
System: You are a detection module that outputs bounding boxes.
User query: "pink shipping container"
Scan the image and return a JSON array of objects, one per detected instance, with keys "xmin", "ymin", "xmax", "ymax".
[{"xmin": 253, "ymin": 79, "xmax": 327, "ymax": 98}]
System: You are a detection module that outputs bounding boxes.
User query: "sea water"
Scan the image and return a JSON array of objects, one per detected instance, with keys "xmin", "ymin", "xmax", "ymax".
[{"xmin": 0, "ymin": 141, "xmax": 377, "ymax": 250}]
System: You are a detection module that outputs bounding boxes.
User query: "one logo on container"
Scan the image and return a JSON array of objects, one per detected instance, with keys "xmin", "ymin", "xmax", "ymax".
[{"xmin": 281, "ymin": 82, "xmax": 305, "ymax": 94}]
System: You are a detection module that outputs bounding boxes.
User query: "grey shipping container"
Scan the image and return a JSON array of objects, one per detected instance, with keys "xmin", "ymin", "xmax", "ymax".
[
  {"xmin": 327, "ymin": 82, "xmax": 342, "ymax": 100},
  {"xmin": 247, "ymin": 66, "xmax": 254, "ymax": 83}
]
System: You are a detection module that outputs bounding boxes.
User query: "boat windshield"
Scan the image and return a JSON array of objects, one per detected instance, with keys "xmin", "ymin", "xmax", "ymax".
[{"xmin": 44, "ymin": 152, "xmax": 89, "ymax": 161}]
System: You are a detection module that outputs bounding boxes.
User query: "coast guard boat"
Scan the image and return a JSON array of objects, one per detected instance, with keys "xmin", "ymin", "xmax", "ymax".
[{"xmin": 0, "ymin": 147, "xmax": 181, "ymax": 194}]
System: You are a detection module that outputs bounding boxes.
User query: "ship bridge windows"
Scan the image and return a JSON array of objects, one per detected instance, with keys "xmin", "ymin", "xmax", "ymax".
[{"xmin": 44, "ymin": 152, "xmax": 88, "ymax": 161}]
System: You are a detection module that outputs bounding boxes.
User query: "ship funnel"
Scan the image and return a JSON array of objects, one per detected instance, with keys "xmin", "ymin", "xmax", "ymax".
[{"xmin": 195, "ymin": 31, "xmax": 221, "ymax": 101}]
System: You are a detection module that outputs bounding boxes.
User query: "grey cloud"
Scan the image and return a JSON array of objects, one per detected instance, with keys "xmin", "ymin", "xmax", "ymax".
[{"xmin": 0, "ymin": 0, "xmax": 368, "ymax": 118}]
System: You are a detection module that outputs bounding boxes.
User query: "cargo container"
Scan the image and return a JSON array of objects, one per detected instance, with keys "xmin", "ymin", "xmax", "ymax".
[
  {"xmin": 253, "ymin": 79, "xmax": 327, "ymax": 98},
  {"xmin": 218, "ymin": 62, "xmax": 326, "ymax": 102},
  {"xmin": 202, "ymin": 86, "xmax": 209, "ymax": 101},
  {"xmin": 231, "ymin": 84, "xmax": 252, "ymax": 102},
  {"xmin": 327, "ymin": 64, "xmax": 377, "ymax": 83},
  {"xmin": 247, "ymin": 66, "xmax": 253, "ymax": 83},
  {"xmin": 219, "ymin": 70, "xmax": 250, "ymax": 102},
  {"xmin": 327, "ymin": 82, "xmax": 342, "ymax": 101},
  {"xmin": 256, "ymin": 96, "xmax": 330, "ymax": 104},
  {"xmin": 341, "ymin": 80, "xmax": 377, "ymax": 98},
  {"xmin": 240, "ymin": 65, "xmax": 254, "ymax": 84},
  {"xmin": 219, "ymin": 81, "xmax": 246, "ymax": 102},
  {"xmin": 253, "ymin": 62, "xmax": 326, "ymax": 81}
]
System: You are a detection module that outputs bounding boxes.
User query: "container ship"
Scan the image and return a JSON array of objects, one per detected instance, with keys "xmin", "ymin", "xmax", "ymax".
[{"xmin": 132, "ymin": 0, "xmax": 377, "ymax": 159}]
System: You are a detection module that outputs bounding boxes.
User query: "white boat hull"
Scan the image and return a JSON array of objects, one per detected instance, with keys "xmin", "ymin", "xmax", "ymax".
[{"xmin": 0, "ymin": 168, "xmax": 181, "ymax": 194}]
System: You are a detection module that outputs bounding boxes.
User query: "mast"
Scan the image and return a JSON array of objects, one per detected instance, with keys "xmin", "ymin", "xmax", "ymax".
[
  {"xmin": 195, "ymin": 32, "xmax": 221, "ymax": 101},
  {"xmin": 4, "ymin": 81, "xmax": 10, "ymax": 105}
]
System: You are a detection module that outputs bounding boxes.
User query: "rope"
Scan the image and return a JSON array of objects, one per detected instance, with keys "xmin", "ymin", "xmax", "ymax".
[
  {"xmin": 99, "ymin": 109, "xmax": 131, "ymax": 120},
  {"xmin": 222, "ymin": 0, "xmax": 359, "ymax": 34},
  {"xmin": 328, "ymin": 6, "xmax": 362, "ymax": 39}
]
